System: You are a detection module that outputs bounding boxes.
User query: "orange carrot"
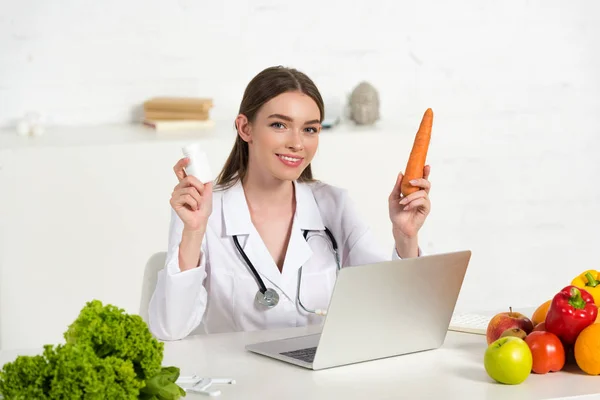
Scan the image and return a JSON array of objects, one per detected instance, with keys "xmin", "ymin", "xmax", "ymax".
[{"xmin": 401, "ymin": 108, "xmax": 433, "ymax": 197}]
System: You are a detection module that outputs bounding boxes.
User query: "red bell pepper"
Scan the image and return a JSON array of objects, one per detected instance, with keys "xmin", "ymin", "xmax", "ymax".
[{"xmin": 545, "ymin": 285, "xmax": 598, "ymax": 345}]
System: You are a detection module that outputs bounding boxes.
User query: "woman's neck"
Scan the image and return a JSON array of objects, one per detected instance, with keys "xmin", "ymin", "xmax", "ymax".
[{"xmin": 242, "ymin": 169, "xmax": 295, "ymax": 213}]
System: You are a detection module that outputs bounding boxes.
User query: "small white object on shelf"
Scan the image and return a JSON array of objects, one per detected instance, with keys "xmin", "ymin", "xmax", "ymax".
[
  {"xmin": 16, "ymin": 121, "xmax": 30, "ymax": 136},
  {"xmin": 144, "ymin": 119, "xmax": 215, "ymax": 131},
  {"xmin": 15, "ymin": 111, "xmax": 47, "ymax": 137},
  {"xmin": 31, "ymin": 124, "xmax": 45, "ymax": 137}
]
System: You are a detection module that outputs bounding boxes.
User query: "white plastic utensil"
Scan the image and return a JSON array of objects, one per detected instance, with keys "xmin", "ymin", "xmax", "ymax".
[{"xmin": 176, "ymin": 374, "xmax": 236, "ymax": 397}]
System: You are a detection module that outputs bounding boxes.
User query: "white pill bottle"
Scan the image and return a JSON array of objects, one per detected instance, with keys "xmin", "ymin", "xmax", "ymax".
[{"xmin": 182, "ymin": 143, "xmax": 213, "ymax": 183}]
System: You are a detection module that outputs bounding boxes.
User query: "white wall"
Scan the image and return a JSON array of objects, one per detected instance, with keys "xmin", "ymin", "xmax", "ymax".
[
  {"xmin": 3, "ymin": 1, "xmax": 598, "ymax": 128},
  {"xmin": 1, "ymin": 0, "xmax": 599, "ymax": 350}
]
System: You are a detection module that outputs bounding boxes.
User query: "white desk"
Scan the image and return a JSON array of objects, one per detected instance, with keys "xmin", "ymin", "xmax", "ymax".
[{"xmin": 2, "ymin": 326, "xmax": 600, "ymax": 400}]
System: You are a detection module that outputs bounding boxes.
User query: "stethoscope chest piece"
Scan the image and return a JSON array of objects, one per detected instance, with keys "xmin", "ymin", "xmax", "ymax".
[
  {"xmin": 255, "ymin": 288, "xmax": 279, "ymax": 308},
  {"xmin": 234, "ymin": 227, "xmax": 339, "ymax": 313}
]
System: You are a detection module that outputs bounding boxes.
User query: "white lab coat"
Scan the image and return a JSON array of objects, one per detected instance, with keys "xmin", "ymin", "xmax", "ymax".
[{"xmin": 148, "ymin": 179, "xmax": 408, "ymax": 341}]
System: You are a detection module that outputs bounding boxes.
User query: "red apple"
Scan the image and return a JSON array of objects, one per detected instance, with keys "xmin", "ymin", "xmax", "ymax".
[
  {"xmin": 533, "ymin": 322, "xmax": 546, "ymax": 332},
  {"xmin": 487, "ymin": 307, "xmax": 534, "ymax": 344},
  {"xmin": 500, "ymin": 328, "xmax": 528, "ymax": 340}
]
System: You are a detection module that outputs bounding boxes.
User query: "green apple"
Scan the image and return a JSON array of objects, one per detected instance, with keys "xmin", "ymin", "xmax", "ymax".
[{"xmin": 484, "ymin": 336, "xmax": 533, "ymax": 384}]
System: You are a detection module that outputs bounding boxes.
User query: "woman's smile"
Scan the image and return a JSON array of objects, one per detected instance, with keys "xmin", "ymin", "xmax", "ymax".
[{"xmin": 276, "ymin": 153, "xmax": 304, "ymax": 167}]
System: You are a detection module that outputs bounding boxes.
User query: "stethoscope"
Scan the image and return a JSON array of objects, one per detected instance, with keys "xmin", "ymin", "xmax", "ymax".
[{"xmin": 232, "ymin": 228, "xmax": 340, "ymax": 316}]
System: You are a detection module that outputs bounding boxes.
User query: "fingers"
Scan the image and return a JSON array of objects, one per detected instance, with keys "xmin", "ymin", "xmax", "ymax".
[
  {"xmin": 402, "ymin": 197, "xmax": 430, "ymax": 212},
  {"xmin": 397, "ymin": 166, "xmax": 431, "ymax": 211},
  {"xmin": 407, "ymin": 177, "xmax": 431, "ymax": 194},
  {"xmin": 391, "ymin": 166, "xmax": 432, "ymax": 203},
  {"xmin": 175, "ymin": 175, "xmax": 208, "ymax": 195},
  {"xmin": 394, "ymin": 171, "xmax": 404, "ymax": 189},
  {"xmin": 182, "ymin": 193, "xmax": 199, "ymax": 210},
  {"xmin": 389, "ymin": 172, "xmax": 404, "ymax": 200},
  {"xmin": 399, "ymin": 189, "xmax": 428, "ymax": 206},
  {"xmin": 173, "ymin": 158, "xmax": 190, "ymax": 182},
  {"xmin": 203, "ymin": 181, "xmax": 214, "ymax": 199},
  {"xmin": 171, "ymin": 191, "xmax": 199, "ymax": 211},
  {"xmin": 171, "ymin": 182, "xmax": 202, "ymax": 211},
  {"xmin": 171, "ymin": 177, "xmax": 213, "ymax": 212},
  {"xmin": 423, "ymin": 165, "xmax": 431, "ymax": 180},
  {"xmin": 401, "ymin": 165, "xmax": 431, "ymax": 195},
  {"xmin": 179, "ymin": 186, "xmax": 202, "ymax": 205}
]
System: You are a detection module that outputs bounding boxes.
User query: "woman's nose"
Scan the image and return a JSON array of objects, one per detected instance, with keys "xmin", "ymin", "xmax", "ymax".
[{"xmin": 286, "ymin": 130, "xmax": 304, "ymax": 150}]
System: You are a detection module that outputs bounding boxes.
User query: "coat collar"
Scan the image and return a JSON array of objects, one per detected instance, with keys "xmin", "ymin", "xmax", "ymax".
[
  {"xmin": 221, "ymin": 179, "xmax": 252, "ymax": 236},
  {"xmin": 221, "ymin": 179, "xmax": 325, "ymax": 236},
  {"xmin": 220, "ymin": 179, "xmax": 325, "ymax": 301}
]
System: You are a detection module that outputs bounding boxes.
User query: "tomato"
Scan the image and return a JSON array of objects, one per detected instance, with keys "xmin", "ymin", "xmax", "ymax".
[{"xmin": 524, "ymin": 331, "xmax": 566, "ymax": 374}]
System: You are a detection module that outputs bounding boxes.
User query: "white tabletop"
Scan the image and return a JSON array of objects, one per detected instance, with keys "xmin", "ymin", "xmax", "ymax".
[{"xmin": 2, "ymin": 325, "xmax": 600, "ymax": 400}]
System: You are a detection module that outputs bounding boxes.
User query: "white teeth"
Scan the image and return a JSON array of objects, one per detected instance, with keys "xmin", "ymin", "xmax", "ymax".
[{"xmin": 279, "ymin": 155, "xmax": 301, "ymax": 162}]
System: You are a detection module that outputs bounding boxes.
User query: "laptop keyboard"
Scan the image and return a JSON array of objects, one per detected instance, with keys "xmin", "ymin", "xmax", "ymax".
[
  {"xmin": 280, "ymin": 347, "xmax": 317, "ymax": 363},
  {"xmin": 448, "ymin": 312, "xmax": 491, "ymax": 335}
]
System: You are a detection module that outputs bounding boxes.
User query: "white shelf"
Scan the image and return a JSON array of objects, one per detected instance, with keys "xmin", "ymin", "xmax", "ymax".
[
  {"xmin": 0, "ymin": 119, "xmax": 409, "ymax": 151},
  {"xmin": 0, "ymin": 122, "xmax": 232, "ymax": 150}
]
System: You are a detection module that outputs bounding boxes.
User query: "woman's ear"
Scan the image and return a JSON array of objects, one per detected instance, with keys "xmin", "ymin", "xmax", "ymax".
[{"xmin": 235, "ymin": 114, "xmax": 252, "ymax": 143}]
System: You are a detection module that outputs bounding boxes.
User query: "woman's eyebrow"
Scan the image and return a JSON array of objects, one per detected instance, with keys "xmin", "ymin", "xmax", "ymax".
[
  {"xmin": 268, "ymin": 114, "xmax": 293, "ymax": 121},
  {"xmin": 304, "ymin": 119, "xmax": 321, "ymax": 125},
  {"xmin": 268, "ymin": 114, "xmax": 320, "ymax": 125}
]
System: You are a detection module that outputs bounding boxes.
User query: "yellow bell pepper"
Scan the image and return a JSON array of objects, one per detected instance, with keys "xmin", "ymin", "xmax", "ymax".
[{"xmin": 571, "ymin": 270, "xmax": 600, "ymax": 306}]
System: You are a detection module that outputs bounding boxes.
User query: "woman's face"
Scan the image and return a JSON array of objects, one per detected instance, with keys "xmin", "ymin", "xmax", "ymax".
[{"xmin": 239, "ymin": 91, "xmax": 322, "ymax": 183}]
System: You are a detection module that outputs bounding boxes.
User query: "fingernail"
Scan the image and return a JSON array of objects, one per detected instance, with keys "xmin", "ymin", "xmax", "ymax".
[{"xmin": 410, "ymin": 179, "xmax": 417, "ymax": 184}]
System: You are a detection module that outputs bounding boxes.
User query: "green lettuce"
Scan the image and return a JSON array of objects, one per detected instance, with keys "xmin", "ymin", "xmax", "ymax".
[{"xmin": 0, "ymin": 300, "xmax": 185, "ymax": 399}]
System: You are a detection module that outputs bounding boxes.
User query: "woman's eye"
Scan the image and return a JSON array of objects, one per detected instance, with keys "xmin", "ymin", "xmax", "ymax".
[
  {"xmin": 305, "ymin": 127, "xmax": 318, "ymax": 133},
  {"xmin": 271, "ymin": 122, "xmax": 285, "ymax": 129}
]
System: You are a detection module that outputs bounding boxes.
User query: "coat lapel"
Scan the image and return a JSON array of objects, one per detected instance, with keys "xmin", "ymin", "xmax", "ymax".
[
  {"xmin": 221, "ymin": 180, "xmax": 284, "ymax": 296},
  {"xmin": 221, "ymin": 180, "xmax": 326, "ymax": 302},
  {"xmin": 280, "ymin": 181, "xmax": 326, "ymax": 291}
]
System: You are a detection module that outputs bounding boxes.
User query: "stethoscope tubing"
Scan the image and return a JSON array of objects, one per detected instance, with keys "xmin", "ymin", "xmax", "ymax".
[
  {"xmin": 233, "ymin": 228, "xmax": 339, "ymax": 297},
  {"xmin": 232, "ymin": 235, "xmax": 268, "ymax": 293}
]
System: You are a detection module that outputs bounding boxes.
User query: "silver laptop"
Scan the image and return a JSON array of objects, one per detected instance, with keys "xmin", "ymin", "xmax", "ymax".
[{"xmin": 245, "ymin": 250, "xmax": 472, "ymax": 370}]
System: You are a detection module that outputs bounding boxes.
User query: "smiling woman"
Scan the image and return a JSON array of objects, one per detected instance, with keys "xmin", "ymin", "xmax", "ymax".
[
  {"xmin": 147, "ymin": 65, "xmax": 434, "ymax": 341},
  {"xmin": 230, "ymin": 91, "xmax": 322, "ymax": 185},
  {"xmin": 217, "ymin": 67, "xmax": 325, "ymax": 189}
]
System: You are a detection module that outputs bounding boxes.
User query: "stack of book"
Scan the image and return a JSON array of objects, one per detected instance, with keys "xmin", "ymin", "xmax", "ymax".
[{"xmin": 142, "ymin": 97, "xmax": 215, "ymax": 131}]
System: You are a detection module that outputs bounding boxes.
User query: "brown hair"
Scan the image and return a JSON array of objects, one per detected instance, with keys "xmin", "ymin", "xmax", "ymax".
[{"xmin": 214, "ymin": 66, "xmax": 325, "ymax": 190}]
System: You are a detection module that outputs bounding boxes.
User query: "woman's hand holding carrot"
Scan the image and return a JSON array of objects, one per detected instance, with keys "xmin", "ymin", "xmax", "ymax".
[
  {"xmin": 388, "ymin": 165, "xmax": 432, "ymax": 257},
  {"xmin": 388, "ymin": 108, "xmax": 434, "ymax": 258}
]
